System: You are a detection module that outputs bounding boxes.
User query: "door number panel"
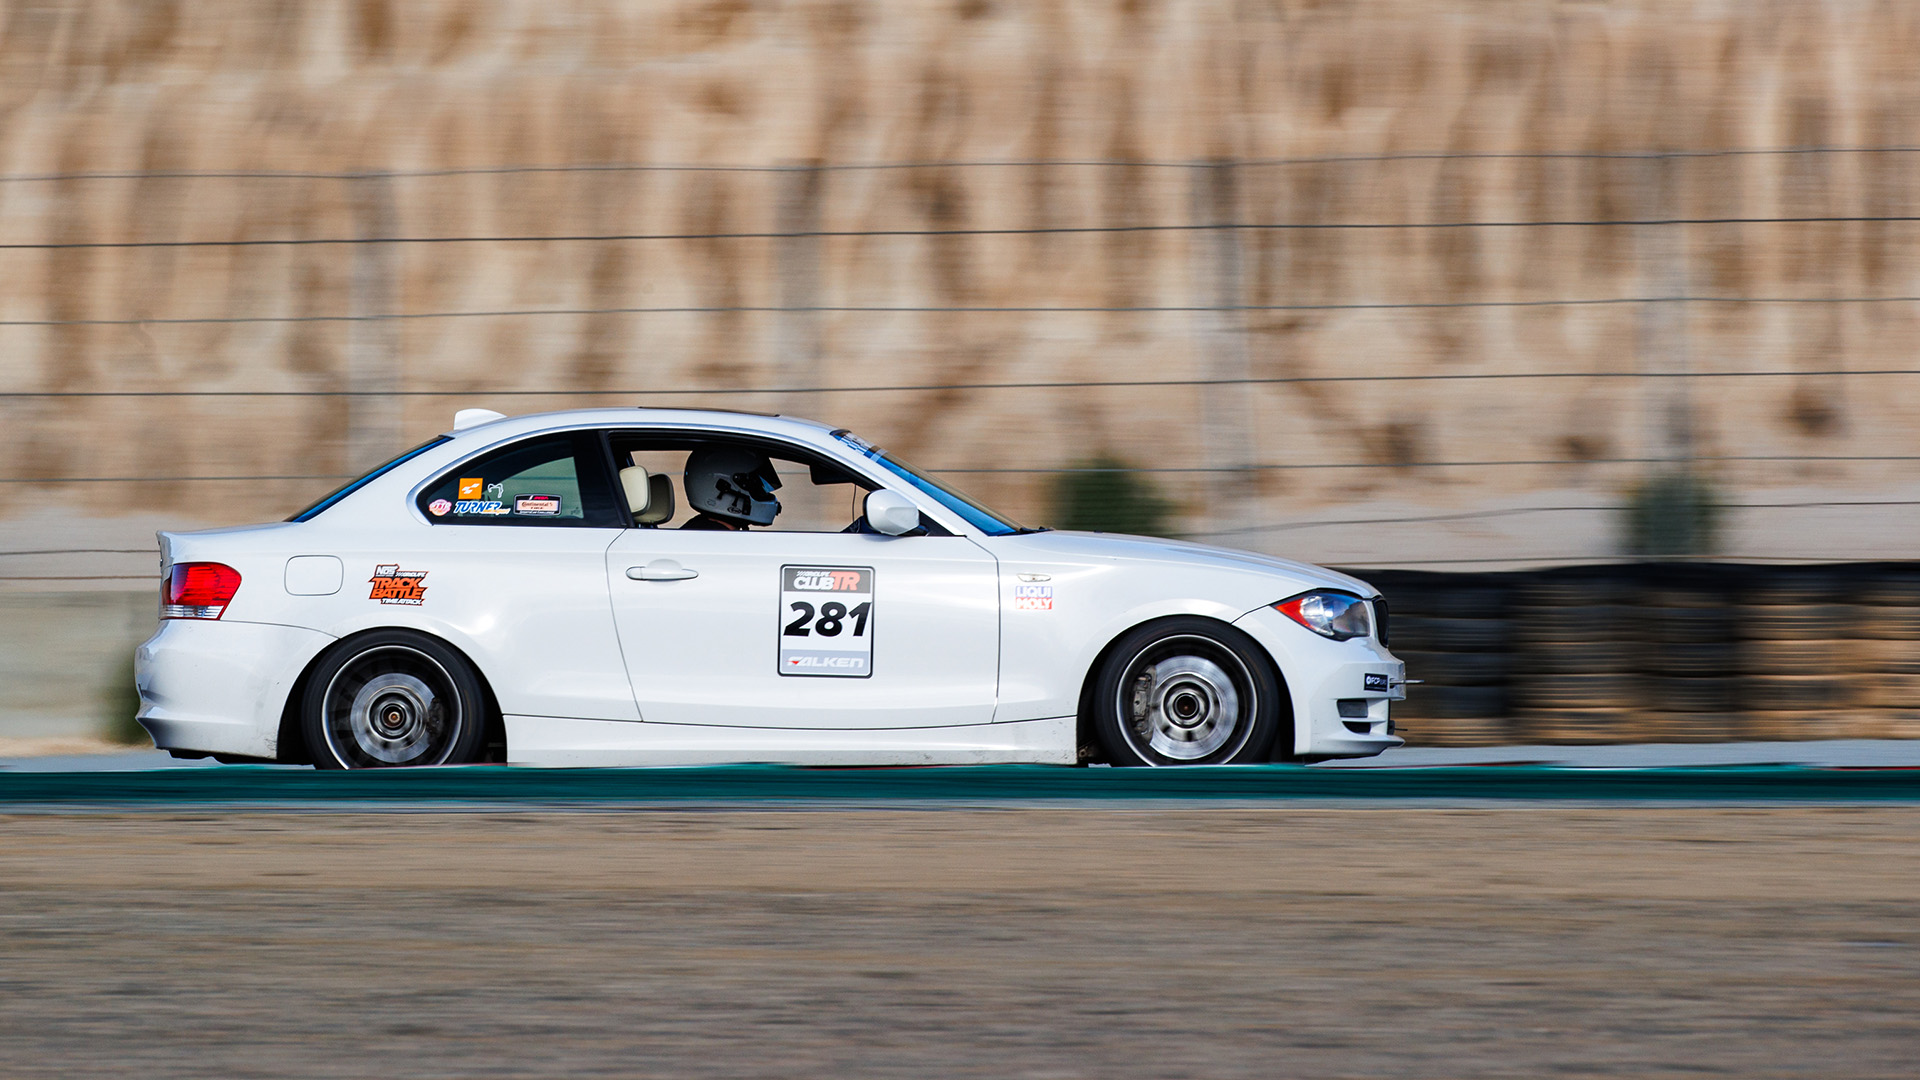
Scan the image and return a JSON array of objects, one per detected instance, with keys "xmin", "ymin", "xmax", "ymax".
[{"xmin": 778, "ymin": 566, "xmax": 874, "ymax": 678}]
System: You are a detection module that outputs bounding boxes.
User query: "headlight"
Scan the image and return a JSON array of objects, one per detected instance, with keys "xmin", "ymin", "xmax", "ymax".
[{"xmin": 1274, "ymin": 591, "xmax": 1371, "ymax": 641}]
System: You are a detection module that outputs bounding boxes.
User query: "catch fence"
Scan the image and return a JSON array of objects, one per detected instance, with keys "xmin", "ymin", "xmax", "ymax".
[{"xmin": 4, "ymin": 149, "xmax": 1920, "ymax": 576}]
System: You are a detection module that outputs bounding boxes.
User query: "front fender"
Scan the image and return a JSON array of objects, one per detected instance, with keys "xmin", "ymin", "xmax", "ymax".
[{"xmin": 993, "ymin": 552, "xmax": 1269, "ymax": 722}]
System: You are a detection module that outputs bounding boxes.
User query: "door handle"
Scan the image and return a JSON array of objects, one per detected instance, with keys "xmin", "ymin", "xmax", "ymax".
[{"xmin": 627, "ymin": 560, "xmax": 698, "ymax": 582}]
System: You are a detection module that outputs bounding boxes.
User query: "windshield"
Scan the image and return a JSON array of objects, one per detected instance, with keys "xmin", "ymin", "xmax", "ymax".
[
  {"xmin": 288, "ymin": 436, "xmax": 451, "ymax": 523},
  {"xmin": 835, "ymin": 431, "xmax": 1034, "ymax": 536}
]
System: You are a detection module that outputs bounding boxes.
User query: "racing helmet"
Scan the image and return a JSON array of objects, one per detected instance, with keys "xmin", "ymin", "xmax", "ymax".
[{"xmin": 684, "ymin": 445, "xmax": 783, "ymax": 526}]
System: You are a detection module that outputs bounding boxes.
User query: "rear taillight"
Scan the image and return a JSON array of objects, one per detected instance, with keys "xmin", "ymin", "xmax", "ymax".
[{"xmin": 162, "ymin": 562, "xmax": 242, "ymax": 619}]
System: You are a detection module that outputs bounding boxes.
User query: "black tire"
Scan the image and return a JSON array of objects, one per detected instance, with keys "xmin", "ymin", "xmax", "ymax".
[
  {"xmin": 1740, "ymin": 604, "xmax": 1848, "ymax": 640},
  {"xmin": 1394, "ymin": 684, "xmax": 1507, "ymax": 720},
  {"xmin": 1090, "ymin": 618, "xmax": 1283, "ymax": 766},
  {"xmin": 1531, "ymin": 639, "xmax": 1634, "ymax": 674},
  {"xmin": 1392, "ymin": 616, "xmax": 1511, "ymax": 653},
  {"xmin": 301, "ymin": 630, "xmax": 488, "ymax": 770},
  {"xmin": 1643, "ymin": 608, "xmax": 1736, "ymax": 645},
  {"xmin": 1516, "ymin": 674, "xmax": 1636, "ymax": 710},
  {"xmin": 1642, "ymin": 676, "xmax": 1740, "ymax": 713},
  {"xmin": 1516, "ymin": 605, "xmax": 1633, "ymax": 643},
  {"xmin": 1643, "ymin": 641, "xmax": 1740, "ymax": 677},
  {"xmin": 1394, "ymin": 649, "xmax": 1510, "ymax": 687},
  {"xmin": 1747, "ymin": 675, "xmax": 1852, "ymax": 712}
]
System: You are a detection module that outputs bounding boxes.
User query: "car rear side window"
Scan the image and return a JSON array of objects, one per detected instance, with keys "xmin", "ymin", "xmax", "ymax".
[
  {"xmin": 417, "ymin": 432, "xmax": 623, "ymax": 527},
  {"xmin": 289, "ymin": 436, "xmax": 451, "ymax": 523}
]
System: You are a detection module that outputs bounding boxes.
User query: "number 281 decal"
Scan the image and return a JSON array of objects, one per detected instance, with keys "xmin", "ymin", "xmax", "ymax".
[
  {"xmin": 783, "ymin": 600, "xmax": 872, "ymax": 638},
  {"xmin": 778, "ymin": 565, "xmax": 874, "ymax": 678}
]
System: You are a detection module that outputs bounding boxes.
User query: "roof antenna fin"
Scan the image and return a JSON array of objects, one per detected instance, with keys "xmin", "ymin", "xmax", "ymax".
[{"xmin": 454, "ymin": 408, "xmax": 506, "ymax": 431}]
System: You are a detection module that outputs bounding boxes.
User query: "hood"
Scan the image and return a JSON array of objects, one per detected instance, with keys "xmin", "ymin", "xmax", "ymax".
[{"xmin": 996, "ymin": 530, "xmax": 1377, "ymax": 596}]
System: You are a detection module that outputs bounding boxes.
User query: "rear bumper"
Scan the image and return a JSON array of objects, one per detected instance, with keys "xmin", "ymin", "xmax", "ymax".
[
  {"xmin": 1233, "ymin": 606, "xmax": 1407, "ymax": 760},
  {"xmin": 135, "ymin": 619, "xmax": 334, "ymax": 759}
]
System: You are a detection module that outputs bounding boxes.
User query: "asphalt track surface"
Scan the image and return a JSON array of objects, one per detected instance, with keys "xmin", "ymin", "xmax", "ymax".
[
  {"xmin": 5, "ymin": 805, "xmax": 1917, "ymax": 1078},
  {"xmin": 4, "ymin": 761, "xmax": 1920, "ymax": 807}
]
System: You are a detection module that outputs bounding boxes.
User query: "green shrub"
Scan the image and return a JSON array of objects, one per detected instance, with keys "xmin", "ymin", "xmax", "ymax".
[
  {"xmin": 1051, "ymin": 458, "xmax": 1175, "ymax": 536},
  {"xmin": 1622, "ymin": 470, "xmax": 1722, "ymax": 558}
]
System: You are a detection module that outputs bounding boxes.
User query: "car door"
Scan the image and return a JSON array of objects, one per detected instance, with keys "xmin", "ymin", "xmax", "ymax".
[
  {"xmin": 602, "ymin": 437, "xmax": 1001, "ymax": 729},
  {"xmin": 396, "ymin": 429, "xmax": 637, "ymax": 722}
]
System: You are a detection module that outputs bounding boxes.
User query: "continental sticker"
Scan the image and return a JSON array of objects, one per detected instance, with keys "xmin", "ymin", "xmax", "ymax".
[
  {"xmin": 369, "ymin": 564, "xmax": 428, "ymax": 605},
  {"xmin": 778, "ymin": 565, "xmax": 874, "ymax": 678},
  {"xmin": 515, "ymin": 494, "xmax": 562, "ymax": 516}
]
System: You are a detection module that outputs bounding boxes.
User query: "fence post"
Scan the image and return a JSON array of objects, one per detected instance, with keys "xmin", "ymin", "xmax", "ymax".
[
  {"xmin": 346, "ymin": 173, "xmax": 402, "ymax": 471},
  {"xmin": 1190, "ymin": 159, "xmax": 1255, "ymax": 533},
  {"xmin": 775, "ymin": 163, "xmax": 825, "ymax": 416}
]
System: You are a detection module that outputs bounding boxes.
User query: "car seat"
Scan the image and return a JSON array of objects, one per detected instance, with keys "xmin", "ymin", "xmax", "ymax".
[{"xmin": 619, "ymin": 466, "xmax": 676, "ymax": 526}]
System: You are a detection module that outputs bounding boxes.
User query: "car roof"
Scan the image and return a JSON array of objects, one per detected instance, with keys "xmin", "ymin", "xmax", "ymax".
[{"xmin": 439, "ymin": 407, "xmax": 844, "ymax": 447}]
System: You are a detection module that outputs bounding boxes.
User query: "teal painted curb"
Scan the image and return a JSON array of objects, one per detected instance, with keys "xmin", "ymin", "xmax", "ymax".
[{"xmin": 3, "ymin": 764, "xmax": 1920, "ymax": 805}]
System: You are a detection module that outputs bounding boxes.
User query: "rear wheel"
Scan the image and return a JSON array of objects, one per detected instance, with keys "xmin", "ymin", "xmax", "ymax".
[
  {"xmin": 1090, "ymin": 618, "xmax": 1283, "ymax": 766},
  {"xmin": 301, "ymin": 630, "xmax": 487, "ymax": 769}
]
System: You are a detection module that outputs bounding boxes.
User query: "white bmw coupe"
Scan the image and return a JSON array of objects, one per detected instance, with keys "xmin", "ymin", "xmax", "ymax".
[{"xmin": 137, "ymin": 408, "xmax": 1405, "ymax": 768}]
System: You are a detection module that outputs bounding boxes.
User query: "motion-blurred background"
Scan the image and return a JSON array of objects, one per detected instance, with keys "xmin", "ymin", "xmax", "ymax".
[{"xmin": 3, "ymin": 0, "xmax": 1918, "ymax": 749}]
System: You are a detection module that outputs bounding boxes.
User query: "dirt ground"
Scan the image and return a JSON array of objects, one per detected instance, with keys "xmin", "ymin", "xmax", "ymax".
[{"xmin": 2, "ymin": 806, "xmax": 1916, "ymax": 1078}]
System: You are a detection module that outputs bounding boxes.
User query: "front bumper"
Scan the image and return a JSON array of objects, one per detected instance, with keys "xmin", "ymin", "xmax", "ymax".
[
  {"xmin": 1233, "ymin": 605, "xmax": 1407, "ymax": 760},
  {"xmin": 135, "ymin": 619, "xmax": 335, "ymax": 759}
]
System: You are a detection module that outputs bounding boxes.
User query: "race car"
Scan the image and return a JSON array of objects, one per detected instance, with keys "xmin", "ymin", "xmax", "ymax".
[{"xmin": 136, "ymin": 408, "xmax": 1406, "ymax": 768}]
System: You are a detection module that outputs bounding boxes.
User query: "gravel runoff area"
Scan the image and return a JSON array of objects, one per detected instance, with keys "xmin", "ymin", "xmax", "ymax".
[{"xmin": 3, "ymin": 806, "xmax": 1916, "ymax": 1078}]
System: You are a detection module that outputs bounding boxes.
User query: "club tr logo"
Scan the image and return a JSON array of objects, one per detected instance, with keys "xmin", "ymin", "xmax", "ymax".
[{"xmin": 369, "ymin": 564, "xmax": 428, "ymax": 605}]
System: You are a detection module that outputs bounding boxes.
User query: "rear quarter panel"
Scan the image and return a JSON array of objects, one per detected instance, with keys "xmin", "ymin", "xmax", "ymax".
[{"xmin": 165, "ymin": 518, "xmax": 638, "ymax": 725}]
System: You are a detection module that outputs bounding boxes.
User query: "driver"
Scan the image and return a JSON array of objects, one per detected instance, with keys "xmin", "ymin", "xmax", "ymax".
[{"xmin": 680, "ymin": 445, "xmax": 782, "ymax": 531}]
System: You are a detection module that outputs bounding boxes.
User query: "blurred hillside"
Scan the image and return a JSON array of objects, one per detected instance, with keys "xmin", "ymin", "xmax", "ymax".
[{"xmin": 2, "ymin": 0, "xmax": 1919, "ymax": 564}]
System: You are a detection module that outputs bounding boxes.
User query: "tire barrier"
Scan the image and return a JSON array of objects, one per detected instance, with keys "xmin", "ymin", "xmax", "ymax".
[
  {"xmin": 1374, "ymin": 575, "xmax": 1513, "ymax": 746},
  {"xmin": 1350, "ymin": 562, "xmax": 1920, "ymax": 747}
]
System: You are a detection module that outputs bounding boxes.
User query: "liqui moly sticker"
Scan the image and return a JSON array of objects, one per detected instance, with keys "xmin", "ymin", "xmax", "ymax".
[
  {"xmin": 1015, "ymin": 584, "xmax": 1053, "ymax": 611},
  {"xmin": 778, "ymin": 565, "xmax": 874, "ymax": 678}
]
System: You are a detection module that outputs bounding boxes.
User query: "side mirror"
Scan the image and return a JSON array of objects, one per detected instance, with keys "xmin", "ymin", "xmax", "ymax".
[{"xmin": 864, "ymin": 490, "xmax": 923, "ymax": 536}]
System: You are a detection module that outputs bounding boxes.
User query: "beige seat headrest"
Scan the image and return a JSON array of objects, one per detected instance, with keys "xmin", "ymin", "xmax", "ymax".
[
  {"xmin": 620, "ymin": 465, "xmax": 652, "ymax": 518},
  {"xmin": 639, "ymin": 474, "xmax": 675, "ymax": 525},
  {"xmin": 620, "ymin": 465, "xmax": 676, "ymax": 526}
]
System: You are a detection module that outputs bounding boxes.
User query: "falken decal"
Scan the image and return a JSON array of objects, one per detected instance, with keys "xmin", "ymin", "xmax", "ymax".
[{"xmin": 369, "ymin": 564, "xmax": 429, "ymax": 605}]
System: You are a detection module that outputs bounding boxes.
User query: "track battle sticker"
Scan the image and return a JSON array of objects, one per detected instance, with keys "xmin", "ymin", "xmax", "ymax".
[
  {"xmin": 778, "ymin": 565, "xmax": 874, "ymax": 677},
  {"xmin": 369, "ymin": 564, "xmax": 429, "ymax": 605}
]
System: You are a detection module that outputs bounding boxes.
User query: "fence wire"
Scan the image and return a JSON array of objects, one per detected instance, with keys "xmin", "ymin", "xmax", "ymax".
[{"xmin": 4, "ymin": 149, "xmax": 1918, "ymax": 575}]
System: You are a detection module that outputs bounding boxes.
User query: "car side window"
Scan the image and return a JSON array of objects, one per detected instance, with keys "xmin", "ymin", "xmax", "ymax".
[
  {"xmin": 417, "ymin": 432, "xmax": 624, "ymax": 527},
  {"xmin": 607, "ymin": 434, "xmax": 900, "ymax": 534}
]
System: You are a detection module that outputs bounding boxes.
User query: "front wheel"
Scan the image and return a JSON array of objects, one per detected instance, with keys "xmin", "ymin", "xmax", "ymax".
[
  {"xmin": 301, "ymin": 630, "xmax": 487, "ymax": 769},
  {"xmin": 1090, "ymin": 618, "xmax": 1284, "ymax": 766}
]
